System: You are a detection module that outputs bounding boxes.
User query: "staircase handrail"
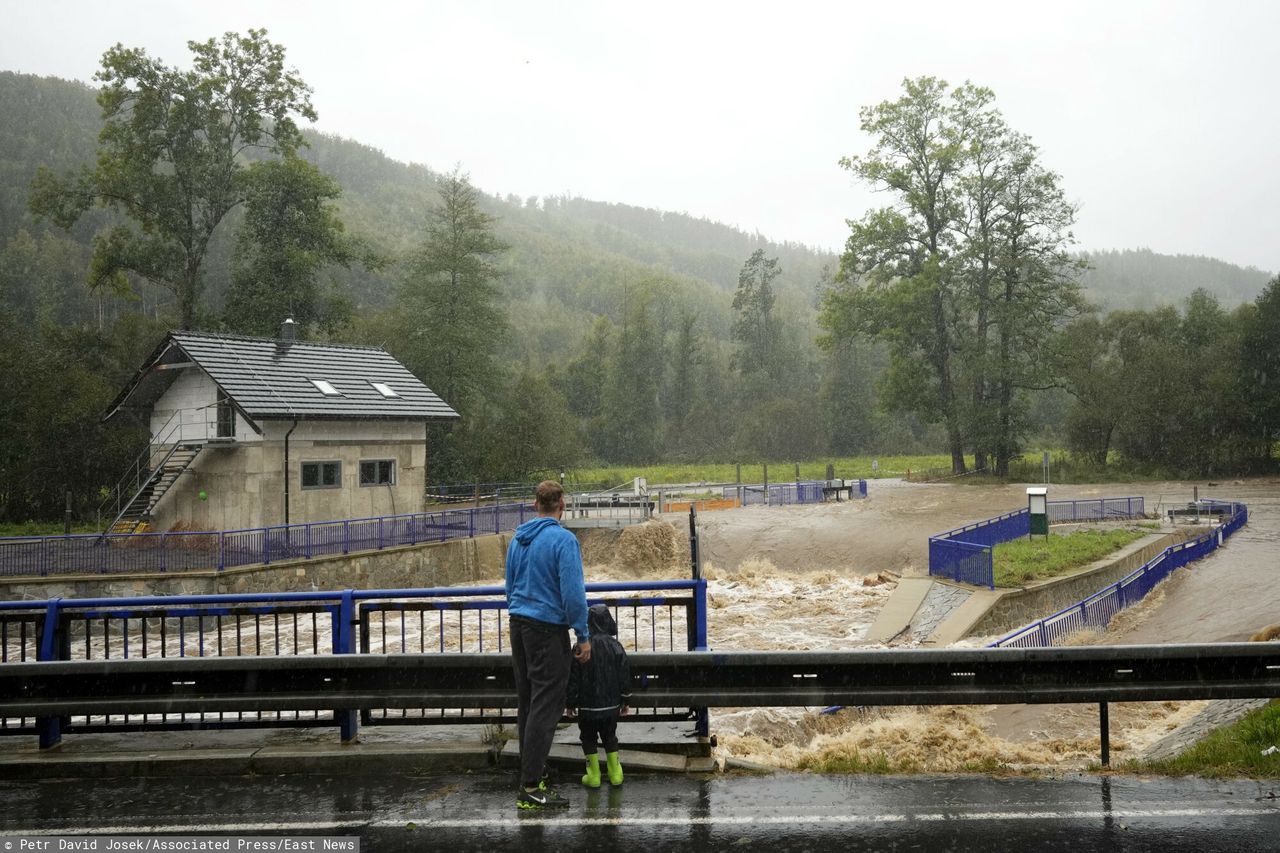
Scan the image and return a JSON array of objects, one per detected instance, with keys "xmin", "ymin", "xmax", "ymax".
[{"xmin": 96, "ymin": 410, "xmax": 191, "ymax": 532}]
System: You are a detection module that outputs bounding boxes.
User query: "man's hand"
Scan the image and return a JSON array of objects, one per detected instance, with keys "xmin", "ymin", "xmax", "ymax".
[
  {"xmin": 573, "ymin": 640, "xmax": 592, "ymax": 663},
  {"xmin": 620, "ymin": 705, "xmax": 629, "ymax": 717}
]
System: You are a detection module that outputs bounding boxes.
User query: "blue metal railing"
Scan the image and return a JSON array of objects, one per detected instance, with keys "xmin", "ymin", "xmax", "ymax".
[
  {"xmin": 928, "ymin": 498, "xmax": 1148, "ymax": 589},
  {"xmin": 0, "ymin": 579, "xmax": 710, "ymax": 746},
  {"xmin": 991, "ymin": 501, "xmax": 1247, "ymax": 647},
  {"xmin": 0, "ymin": 503, "xmax": 535, "ymax": 578}
]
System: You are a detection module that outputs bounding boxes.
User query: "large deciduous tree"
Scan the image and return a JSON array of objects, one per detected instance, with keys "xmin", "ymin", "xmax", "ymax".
[
  {"xmin": 822, "ymin": 76, "xmax": 1082, "ymax": 474},
  {"xmin": 29, "ymin": 29, "xmax": 316, "ymax": 329}
]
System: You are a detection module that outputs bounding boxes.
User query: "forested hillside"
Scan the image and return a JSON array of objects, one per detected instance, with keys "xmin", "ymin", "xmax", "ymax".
[
  {"xmin": 1079, "ymin": 248, "xmax": 1272, "ymax": 310},
  {"xmin": 2, "ymin": 62, "xmax": 1278, "ymax": 525}
]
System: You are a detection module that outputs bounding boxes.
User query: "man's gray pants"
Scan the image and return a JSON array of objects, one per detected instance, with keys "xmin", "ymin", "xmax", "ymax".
[{"xmin": 510, "ymin": 615, "xmax": 572, "ymax": 787}]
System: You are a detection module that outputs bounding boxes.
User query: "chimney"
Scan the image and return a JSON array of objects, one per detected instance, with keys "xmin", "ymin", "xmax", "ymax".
[{"xmin": 279, "ymin": 316, "xmax": 297, "ymax": 342}]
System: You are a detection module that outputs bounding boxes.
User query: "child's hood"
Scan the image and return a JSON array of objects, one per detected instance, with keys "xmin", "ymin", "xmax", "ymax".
[{"xmin": 587, "ymin": 603, "xmax": 617, "ymax": 637}]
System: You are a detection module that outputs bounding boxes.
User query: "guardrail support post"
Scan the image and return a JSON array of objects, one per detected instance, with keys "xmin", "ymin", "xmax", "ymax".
[
  {"xmin": 334, "ymin": 590, "xmax": 359, "ymax": 744},
  {"xmin": 692, "ymin": 577, "xmax": 710, "ymax": 738},
  {"xmin": 1099, "ymin": 701, "xmax": 1110, "ymax": 767},
  {"xmin": 36, "ymin": 598, "xmax": 64, "ymax": 749}
]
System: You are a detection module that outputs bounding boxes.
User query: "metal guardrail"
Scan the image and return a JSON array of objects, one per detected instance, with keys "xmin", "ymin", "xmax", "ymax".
[
  {"xmin": 0, "ymin": 580, "xmax": 710, "ymax": 747},
  {"xmin": 0, "ymin": 503, "xmax": 537, "ymax": 577},
  {"xmin": 3, "ymin": 642, "xmax": 1277, "ymax": 765},
  {"xmin": 3, "ymin": 494, "xmax": 658, "ymax": 578}
]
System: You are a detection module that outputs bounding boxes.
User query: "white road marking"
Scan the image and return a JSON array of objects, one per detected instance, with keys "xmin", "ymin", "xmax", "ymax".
[{"xmin": 9, "ymin": 807, "xmax": 1279, "ymax": 834}]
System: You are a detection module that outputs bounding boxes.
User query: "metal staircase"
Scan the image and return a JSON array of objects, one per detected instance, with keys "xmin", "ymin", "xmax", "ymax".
[{"xmin": 99, "ymin": 410, "xmax": 208, "ymax": 534}]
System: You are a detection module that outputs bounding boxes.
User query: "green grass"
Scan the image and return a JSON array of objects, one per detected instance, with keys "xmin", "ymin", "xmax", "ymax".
[
  {"xmin": 569, "ymin": 454, "xmax": 957, "ymax": 488},
  {"xmin": 1120, "ymin": 700, "xmax": 1280, "ymax": 778},
  {"xmin": 0, "ymin": 520, "xmax": 98, "ymax": 537},
  {"xmin": 992, "ymin": 528, "xmax": 1149, "ymax": 587}
]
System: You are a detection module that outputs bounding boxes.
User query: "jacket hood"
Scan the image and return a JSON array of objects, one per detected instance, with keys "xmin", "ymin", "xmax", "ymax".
[
  {"xmin": 515, "ymin": 516, "xmax": 559, "ymax": 546},
  {"xmin": 587, "ymin": 603, "xmax": 617, "ymax": 636}
]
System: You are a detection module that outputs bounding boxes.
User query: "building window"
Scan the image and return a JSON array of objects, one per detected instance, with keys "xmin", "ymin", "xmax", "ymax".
[
  {"xmin": 370, "ymin": 381, "xmax": 399, "ymax": 398},
  {"xmin": 215, "ymin": 390, "xmax": 235, "ymax": 438},
  {"xmin": 360, "ymin": 459, "xmax": 396, "ymax": 486},
  {"xmin": 310, "ymin": 379, "xmax": 341, "ymax": 396},
  {"xmin": 301, "ymin": 461, "xmax": 342, "ymax": 489}
]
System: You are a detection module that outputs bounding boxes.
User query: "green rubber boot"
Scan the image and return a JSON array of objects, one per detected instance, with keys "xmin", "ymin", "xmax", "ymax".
[
  {"xmin": 581, "ymin": 754, "xmax": 601, "ymax": 788},
  {"xmin": 606, "ymin": 751, "xmax": 624, "ymax": 786}
]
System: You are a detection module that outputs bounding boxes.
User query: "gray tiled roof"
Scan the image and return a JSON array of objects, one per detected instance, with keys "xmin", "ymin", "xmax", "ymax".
[{"xmin": 135, "ymin": 331, "xmax": 458, "ymax": 421}]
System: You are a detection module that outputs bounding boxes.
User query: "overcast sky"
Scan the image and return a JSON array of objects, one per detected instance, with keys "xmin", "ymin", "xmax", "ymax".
[{"xmin": 2, "ymin": 0, "xmax": 1277, "ymax": 273}]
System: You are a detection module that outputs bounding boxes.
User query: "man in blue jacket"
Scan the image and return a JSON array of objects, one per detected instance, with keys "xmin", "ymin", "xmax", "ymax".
[{"xmin": 506, "ymin": 479, "xmax": 591, "ymax": 810}]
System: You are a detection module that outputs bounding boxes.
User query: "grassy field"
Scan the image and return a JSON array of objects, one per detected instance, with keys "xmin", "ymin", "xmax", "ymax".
[
  {"xmin": 569, "ymin": 450, "xmax": 1191, "ymax": 490},
  {"xmin": 570, "ymin": 454, "xmax": 957, "ymax": 489},
  {"xmin": 1120, "ymin": 700, "xmax": 1280, "ymax": 778},
  {"xmin": 0, "ymin": 520, "xmax": 99, "ymax": 537},
  {"xmin": 992, "ymin": 528, "xmax": 1149, "ymax": 587}
]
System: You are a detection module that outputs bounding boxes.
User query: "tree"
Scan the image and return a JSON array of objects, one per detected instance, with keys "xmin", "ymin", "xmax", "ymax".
[
  {"xmin": 731, "ymin": 249, "xmax": 781, "ymax": 377},
  {"xmin": 827, "ymin": 77, "xmax": 969, "ymax": 472},
  {"xmin": 223, "ymin": 158, "xmax": 365, "ymax": 336},
  {"xmin": 29, "ymin": 30, "xmax": 316, "ymax": 328},
  {"xmin": 1240, "ymin": 276, "xmax": 1280, "ymax": 464},
  {"xmin": 395, "ymin": 168, "xmax": 508, "ymax": 481},
  {"xmin": 823, "ymin": 77, "xmax": 1082, "ymax": 474}
]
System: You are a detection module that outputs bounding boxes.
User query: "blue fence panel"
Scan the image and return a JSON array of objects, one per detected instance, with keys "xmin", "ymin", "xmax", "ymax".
[{"xmin": 991, "ymin": 500, "xmax": 1246, "ymax": 648}]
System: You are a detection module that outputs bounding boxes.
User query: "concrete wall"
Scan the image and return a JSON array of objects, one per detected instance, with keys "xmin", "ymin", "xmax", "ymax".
[
  {"xmin": 0, "ymin": 533, "xmax": 512, "ymax": 602},
  {"xmin": 148, "ymin": 403, "xmax": 427, "ymax": 531},
  {"xmin": 964, "ymin": 528, "xmax": 1199, "ymax": 638}
]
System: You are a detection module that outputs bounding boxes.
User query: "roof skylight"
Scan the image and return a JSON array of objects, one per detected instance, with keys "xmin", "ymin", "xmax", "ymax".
[
  {"xmin": 371, "ymin": 382, "xmax": 399, "ymax": 398},
  {"xmin": 310, "ymin": 379, "xmax": 341, "ymax": 396}
]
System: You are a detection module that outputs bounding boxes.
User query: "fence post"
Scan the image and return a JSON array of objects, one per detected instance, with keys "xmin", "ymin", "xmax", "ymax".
[
  {"xmin": 378, "ymin": 517, "xmax": 385, "ymax": 550},
  {"xmin": 469, "ymin": 509, "xmax": 475, "ymax": 538},
  {"xmin": 262, "ymin": 528, "xmax": 270, "ymax": 566},
  {"xmin": 160, "ymin": 531, "xmax": 167, "ymax": 573},
  {"xmin": 763, "ymin": 464, "xmax": 769, "ymax": 506},
  {"xmin": 305, "ymin": 523, "xmax": 312, "ymax": 560},
  {"xmin": 689, "ymin": 505, "xmax": 701, "ymax": 581},
  {"xmin": 36, "ymin": 598, "xmax": 64, "ymax": 749},
  {"xmin": 343, "ymin": 520, "xmax": 350, "ymax": 555},
  {"xmin": 692, "ymin": 577, "xmax": 710, "ymax": 738},
  {"xmin": 334, "ymin": 590, "xmax": 359, "ymax": 743},
  {"xmin": 218, "ymin": 531, "xmax": 226, "ymax": 571}
]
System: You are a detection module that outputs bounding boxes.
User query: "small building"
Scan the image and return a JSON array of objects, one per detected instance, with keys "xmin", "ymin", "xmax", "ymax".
[{"xmin": 102, "ymin": 320, "xmax": 457, "ymax": 533}]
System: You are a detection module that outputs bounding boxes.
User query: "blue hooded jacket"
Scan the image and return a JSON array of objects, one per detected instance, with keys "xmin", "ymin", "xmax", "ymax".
[{"xmin": 504, "ymin": 516, "xmax": 589, "ymax": 643}]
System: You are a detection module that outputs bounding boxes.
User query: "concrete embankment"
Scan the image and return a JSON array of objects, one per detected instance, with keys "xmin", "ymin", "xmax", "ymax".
[
  {"xmin": 868, "ymin": 527, "xmax": 1202, "ymax": 646},
  {"xmin": 0, "ymin": 527, "xmax": 637, "ymax": 601}
]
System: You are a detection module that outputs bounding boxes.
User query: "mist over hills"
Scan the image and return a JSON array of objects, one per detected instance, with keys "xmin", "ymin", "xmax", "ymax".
[{"xmin": 1, "ymin": 69, "xmax": 1271, "ymax": 356}]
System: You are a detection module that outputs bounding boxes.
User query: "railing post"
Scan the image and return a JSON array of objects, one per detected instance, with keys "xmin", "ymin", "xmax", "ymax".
[
  {"xmin": 36, "ymin": 598, "xmax": 64, "ymax": 749},
  {"xmin": 692, "ymin": 578, "xmax": 710, "ymax": 738},
  {"xmin": 263, "ymin": 528, "xmax": 271, "ymax": 566},
  {"xmin": 343, "ymin": 520, "xmax": 350, "ymax": 555},
  {"xmin": 159, "ymin": 531, "xmax": 167, "ymax": 573},
  {"xmin": 469, "ymin": 509, "xmax": 475, "ymax": 538},
  {"xmin": 378, "ymin": 517, "xmax": 384, "ymax": 550},
  {"xmin": 334, "ymin": 590, "xmax": 359, "ymax": 743},
  {"xmin": 1099, "ymin": 702, "xmax": 1111, "ymax": 767}
]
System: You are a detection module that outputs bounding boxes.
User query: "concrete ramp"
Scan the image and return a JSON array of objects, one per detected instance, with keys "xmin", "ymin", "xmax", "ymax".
[
  {"xmin": 924, "ymin": 588, "xmax": 1005, "ymax": 645},
  {"xmin": 865, "ymin": 577, "xmax": 935, "ymax": 644}
]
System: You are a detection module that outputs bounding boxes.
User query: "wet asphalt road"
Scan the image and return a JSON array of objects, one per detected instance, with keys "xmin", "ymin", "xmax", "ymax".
[{"xmin": 2, "ymin": 770, "xmax": 1278, "ymax": 852}]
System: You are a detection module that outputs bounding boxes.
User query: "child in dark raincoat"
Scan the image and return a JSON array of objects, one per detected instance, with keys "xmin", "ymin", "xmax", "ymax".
[{"xmin": 566, "ymin": 603, "xmax": 631, "ymax": 787}]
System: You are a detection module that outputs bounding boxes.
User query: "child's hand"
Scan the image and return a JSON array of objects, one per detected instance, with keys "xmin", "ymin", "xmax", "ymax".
[{"xmin": 565, "ymin": 707, "xmax": 576, "ymax": 718}]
